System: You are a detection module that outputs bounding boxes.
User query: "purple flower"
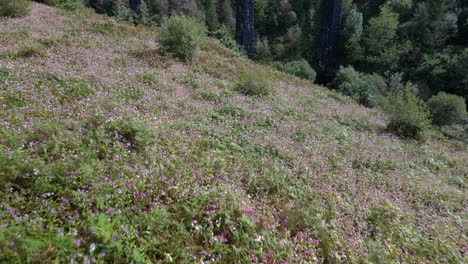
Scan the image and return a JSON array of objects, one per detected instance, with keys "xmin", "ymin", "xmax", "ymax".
[
  {"xmin": 99, "ymin": 252, "xmax": 106, "ymax": 258},
  {"xmin": 246, "ymin": 208, "xmax": 255, "ymax": 216},
  {"xmin": 9, "ymin": 241, "xmax": 14, "ymax": 248},
  {"xmin": 90, "ymin": 243, "xmax": 96, "ymax": 254},
  {"xmin": 74, "ymin": 239, "xmax": 81, "ymax": 247},
  {"xmin": 219, "ymin": 233, "xmax": 228, "ymax": 243}
]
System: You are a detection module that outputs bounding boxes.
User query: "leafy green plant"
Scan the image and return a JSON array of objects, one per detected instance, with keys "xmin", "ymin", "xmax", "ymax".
[
  {"xmin": 43, "ymin": 0, "xmax": 83, "ymax": 10},
  {"xmin": 255, "ymin": 38, "xmax": 273, "ymax": 64},
  {"xmin": 44, "ymin": 0, "xmax": 60, "ymax": 5},
  {"xmin": 235, "ymin": 70, "xmax": 273, "ymax": 97},
  {"xmin": 159, "ymin": 15, "xmax": 207, "ymax": 61},
  {"xmin": 382, "ymin": 90, "xmax": 431, "ymax": 139},
  {"xmin": 428, "ymin": 92, "xmax": 467, "ymax": 126},
  {"xmin": 212, "ymin": 25, "xmax": 242, "ymax": 54},
  {"xmin": 106, "ymin": 117, "xmax": 152, "ymax": 152},
  {"xmin": 16, "ymin": 41, "xmax": 47, "ymax": 58},
  {"xmin": 59, "ymin": 0, "xmax": 83, "ymax": 11},
  {"xmin": 334, "ymin": 65, "xmax": 386, "ymax": 106},
  {"xmin": 278, "ymin": 59, "xmax": 316, "ymax": 82},
  {"xmin": 0, "ymin": 0, "xmax": 30, "ymax": 17}
]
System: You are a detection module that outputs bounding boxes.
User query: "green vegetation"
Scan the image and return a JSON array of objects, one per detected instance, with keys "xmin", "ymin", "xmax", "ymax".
[
  {"xmin": 235, "ymin": 70, "xmax": 273, "ymax": 96},
  {"xmin": 383, "ymin": 91, "xmax": 431, "ymax": 139},
  {"xmin": 255, "ymin": 38, "xmax": 273, "ymax": 64},
  {"xmin": 428, "ymin": 92, "xmax": 467, "ymax": 126},
  {"xmin": 212, "ymin": 25, "xmax": 242, "ymax": 55},
  {"xmin": 0, "ymin": 3, "xmax": 466, "ymax": 263},
  {"xmin": 277, "ymin": 59, "xmax": 316, "ymax": 82},
  {"xmin": 44, "ymin": 0, "xmax": 60, "ymax": 5},
  {"xmin": 159, "ymin": 15, "xmax": 207, "ymax": 61},
  {"xmin": 42, "ymin": 0, "xmax": 83, "ymax": 10},
  {"xmin": 15, "ymin": 40, "xmax": 47, "ymax": 58},
  {"xmin": 0, "ymin": 0, "xmax": 30, "ymax": 17},
  {"xmin": 334, "ymin": 65, "xmax": 386, "ymax": 106}
]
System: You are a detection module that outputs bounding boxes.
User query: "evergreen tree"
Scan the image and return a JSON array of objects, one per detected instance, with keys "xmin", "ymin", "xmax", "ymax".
[
  {"xmin": 204, "ymin": 0, "xmax": 219, "ymax": 31},
  {"xmin": 218, "ymin": 0, "xmax": 235, "ymax": 30},
  {"xmin": 138, "ymin": 0, "xmax": 152, "ymax": 25},
  {"xmin": 113, "ymin": 0, "xmax": 131, "ymax": 21}
]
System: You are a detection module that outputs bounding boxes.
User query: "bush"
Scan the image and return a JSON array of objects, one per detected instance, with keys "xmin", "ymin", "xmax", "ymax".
[
  {"xmin": 59, "ymin": 0, "xmax": 83, "ymax": 11},
  {"xmin": 278, "ymin": 59, "xmax": 316, "ymax": 82},
  {"xmin": 44, "ymin": 0, "xmax": 60, "ymax": 5},
  {"xmin": 16, "ymin": 41, "xmax": 47, "ymax": 58},
  {"xmin": 334, "ymin": 66, "xmax": 386, "ymax": 106},
  {"xmin": 43, "ymin": 0, "xmax": 83, "ymax": 10},
  {"xmin": 255, "ymin": 38, "xmax": 273, "ymax": 64},
  {"xmin": 0, "ymin": 0, "xmax": 31, "ymax": 17},
  {"xmin": 212, "ymin": 25, "xmax": 242, "ymax": 54},
  {"xmin": 428, "ymin": 92, "xmax": 467, "ymax": 126},
  {"xmin": 382, "ymin": 90, "xmax": 431, "ymax": 139},
  {"xmin": 235, "ymin": 71, "xmax": 273, "ymax": 97},
  {"xmin": 159, "ymin": 15, "xmax": 207, "ymax": 61},
  {"xmin": 106, "ymin": 117, "xmax": 152, "ymax": 152}
]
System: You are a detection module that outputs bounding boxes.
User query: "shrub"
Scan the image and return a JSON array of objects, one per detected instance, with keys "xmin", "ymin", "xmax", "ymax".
[
  {"xmin": 279, "ymin": 59, "xmax": 316, "ymax": 82},
  {"xmin": 255, "ymin": 38, "xmax": 273, "ymax": 64},
  {"xmin": 0, "ymin": 0, "xmax": 31, "ymax": 17},
  {"xmin": 16, "ymin": 41, "xmax": 47, "ymax": 58},
  {"xmin": 59, "ymin": 0, "xmax": 83, "ymax": 11},
  {"xmin": 106, "ymin": 117, "xmax": 152, "ymax": 152},
  {"xmin": 334, "ymin": 65, "xmax": 386, "ymax": 106},
  {"xmin": 212, "ymin": 25, "xmax": 242, "ymax": 54},
  {"xmin": 428, "ymin": 92, "xmax": 467, "ymax": 126},
  {"xmin": 44, "ymin": 0, "xmax": 60, "ymax": 5},
  {"xmin": 136, "ymin": 0, "xmax": 153, "ymax": 25},
  {"xmin": 43, "ymin": 0, "xmax": 83, "ymax": 10},
  {"xmin": 382, "ymin": 90, "xmax": 431, "ymax": 139},
  {"xmin": 159, "ymin": 15, "xmax": 207, "ymax": 61},
  {"xmin": 235, "ymin": 71, "xmax": 273, "ymax": 97}
]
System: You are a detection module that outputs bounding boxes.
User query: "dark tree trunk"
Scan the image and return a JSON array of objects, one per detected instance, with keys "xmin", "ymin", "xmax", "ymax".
[
  {"xmin": 129, "ymin": 0, "xmax": 141, "ymax": 10},
  {"xmin": 316, "ymin": 0, "xmax": 342, "ymax": 71},
  {"xmin": 236, "ymin": 0, "xmax": 255, "ymax": 59}
]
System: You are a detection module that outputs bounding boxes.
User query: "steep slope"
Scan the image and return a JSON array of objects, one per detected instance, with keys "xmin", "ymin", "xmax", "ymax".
[{"xmin": 0, "ymin": 4, "xmax": 466, "ymax": 263}]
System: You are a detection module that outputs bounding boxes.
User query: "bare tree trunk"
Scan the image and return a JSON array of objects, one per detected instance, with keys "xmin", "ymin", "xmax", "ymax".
[
  {"xmin": 129, "ymin": 0, "xmax": 141, "ymax": 10},
  {"xmin": 316, "ymin": 0, "xmax": 342, "ymax": 70},
  {"xmin": 236, "ymin": 0, "xmax": 255, "ymax": 59}
]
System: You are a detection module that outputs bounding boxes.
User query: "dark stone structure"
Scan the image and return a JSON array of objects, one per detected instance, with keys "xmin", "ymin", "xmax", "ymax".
[
  {"xmin": 235, "ymin": 0, "xmax": 255, "ymax": 59},
  {"xmin": 316, "ymin": 0, "xmax": 342, "ymax": 70}
]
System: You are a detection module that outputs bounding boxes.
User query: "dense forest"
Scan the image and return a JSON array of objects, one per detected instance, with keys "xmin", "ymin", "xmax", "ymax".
[{"xmin": 78, "ymin": 0, "xmax": 468, "ymax": 103}]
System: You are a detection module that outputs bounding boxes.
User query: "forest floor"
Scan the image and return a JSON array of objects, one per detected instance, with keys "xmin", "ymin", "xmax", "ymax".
[{"xmin": 0, "ymin": 3, "xmax": 466, "ymax": 263}]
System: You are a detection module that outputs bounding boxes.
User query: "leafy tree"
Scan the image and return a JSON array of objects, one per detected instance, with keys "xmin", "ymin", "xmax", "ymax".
[
  {"xmin": 113, "ymin": 0, "xmax": 132, "ymax": 22},
  {"xmin": 218, "ymin": 0, "xmax": 235, "ymax": 30},
  {"xmin": 147, "ymin": 0, "xmax": 169, "ymax": 19},
  {"xmin": 204, "ymin": 0, "xmax": 219, "ymax": 31},
  {"xmin": 343, "ymin": 8, "xmax": 363, "ymax": 41},
  {"xmin": 255, "ymin": 38, "xmax": 273, "ymax": 64},
  {"xmin": 362, "ymin": 4, "xmax": 403, "ymax": 71},
  {"xmin": 137, "ymin": 0, "xmax": 153, "ymax": 25}
]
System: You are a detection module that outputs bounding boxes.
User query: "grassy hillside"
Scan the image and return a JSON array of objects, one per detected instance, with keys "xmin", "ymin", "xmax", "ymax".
[{"xmin": 0, "ymin": 4, "xmax": 466, "ymax": 263}]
